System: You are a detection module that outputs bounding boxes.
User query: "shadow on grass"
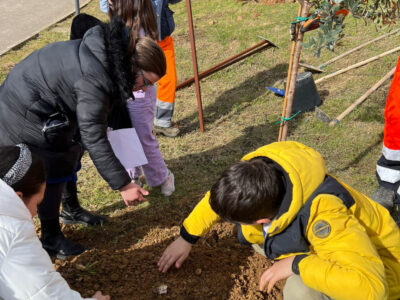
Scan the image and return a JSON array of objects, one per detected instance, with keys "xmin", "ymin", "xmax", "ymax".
[
  {"xmin": 318, "ymin": 89, "xmax": 330, "ymax": 103},
  {"xmin": 165, "ymin": 120, "xmax": 303, "ymax": 204},
  {"xmin": 333, "ymin": 132, "xmax": 383, "ymax": 173},
  {"xmin": 78, "ymin": 118, "xmax": 303, "ymax": 244},
  {"xmin": 93, "ymin": 117, "xmax": 304, "ymax": 226},
  {"xmin": 178, "ymin": 64, "xmax": 288, "ymax": 134},
  {"xmin": 95, "ymin": 117, "xmax": 302, "ymax": 216}
]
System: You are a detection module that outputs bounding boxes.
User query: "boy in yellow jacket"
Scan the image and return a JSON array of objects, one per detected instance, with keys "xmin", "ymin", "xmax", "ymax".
[{"xmin": 158, "ymin": 141, "xmax": 400, "ymax": 300}]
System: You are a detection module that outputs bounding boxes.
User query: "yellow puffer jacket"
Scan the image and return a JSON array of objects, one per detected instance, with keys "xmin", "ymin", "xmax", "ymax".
[{"xmin": 181, "ymin": 141, "xmax": 400, "ymax": 300}]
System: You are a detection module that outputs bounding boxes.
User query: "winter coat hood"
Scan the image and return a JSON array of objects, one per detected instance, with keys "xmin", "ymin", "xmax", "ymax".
[
  {"xmin": 242, "ymin": 141, "xmax": 326, "ymax": 235},
  {"xmin": 81, "ymin": 17, "xmax": 133, "ymax": 106}
]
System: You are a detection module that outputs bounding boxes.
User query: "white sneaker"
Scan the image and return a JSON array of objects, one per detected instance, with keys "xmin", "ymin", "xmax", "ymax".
[{"xmin": 161, "ymin": 170, "xmax": 175, "ymax": 196}]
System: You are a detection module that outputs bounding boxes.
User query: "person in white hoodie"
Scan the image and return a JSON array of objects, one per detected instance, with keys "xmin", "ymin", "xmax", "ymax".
[{"xmin": 0, "ymin": 144, "xmax": 110, "ymax": 300}]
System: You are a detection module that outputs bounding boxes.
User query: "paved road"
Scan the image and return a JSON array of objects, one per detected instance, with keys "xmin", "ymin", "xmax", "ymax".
[{"xmin": 0, "ymin": 0, "xmax": 90, "ymax": 56}]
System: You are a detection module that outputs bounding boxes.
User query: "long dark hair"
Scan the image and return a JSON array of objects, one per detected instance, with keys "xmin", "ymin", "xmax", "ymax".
[
  {"xmin": 0, "ymin": 146, "xmax": 46, "ymax": 199},
  {"xmin": 109, "ymin": 0, "xmax": 158, "ymax": 52}
]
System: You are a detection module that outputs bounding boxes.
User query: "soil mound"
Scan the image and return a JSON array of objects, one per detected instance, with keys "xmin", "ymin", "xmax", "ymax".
[{"xmin": 55, "ymin": 222, "xmax": 284, "ymax": 299}]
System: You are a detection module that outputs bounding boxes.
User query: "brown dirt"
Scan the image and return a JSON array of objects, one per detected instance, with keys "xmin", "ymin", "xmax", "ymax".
[{"xmin": 54, "ymin": 217, "xmax": 284, "ymax": 299}]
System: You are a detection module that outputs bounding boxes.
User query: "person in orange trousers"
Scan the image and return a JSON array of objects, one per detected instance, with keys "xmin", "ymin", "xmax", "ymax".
[
  {"xmin": 152, "ymin": 0, "xmax": 182, "ymax": 137},
  {"xmin": 372, "ymin": 55, "xmax": 400, "ymax": 226}
]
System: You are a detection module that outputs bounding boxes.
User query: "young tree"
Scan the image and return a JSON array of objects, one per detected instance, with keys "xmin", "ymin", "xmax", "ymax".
[
  {"xmin": 303, "ymin": 0, "xmax": 399, "ymax": 56},
  {"xmin": 278, "ymin": 0, "xmax": 398, "ymax": 141}
]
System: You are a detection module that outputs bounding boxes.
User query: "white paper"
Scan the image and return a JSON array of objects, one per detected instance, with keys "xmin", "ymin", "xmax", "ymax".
[{"xmin": 107, "ymin": 128, "xmax": 148, "ymax": 169}]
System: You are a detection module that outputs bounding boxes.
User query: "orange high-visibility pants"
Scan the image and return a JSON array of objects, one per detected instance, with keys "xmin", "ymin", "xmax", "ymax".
[
  {"xmin": 154, "ymin": 36, "xmax": 177, "ymax": 128},
  {"xmin": 376, "ymin": 55, "xmax": 400, "ymax": 194}
]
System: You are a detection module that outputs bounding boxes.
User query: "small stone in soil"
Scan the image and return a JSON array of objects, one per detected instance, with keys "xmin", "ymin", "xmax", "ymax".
[
  {"xmin": 195, "ymin": 268, "xmax": 202, "ymax": 276},
  {"xmin": 154, "ymin": 284, "xmax": 168, "ymax": 295},
  {"xmin": 75, "ymin": 263, "xmax": 86, "ymax": 271}
]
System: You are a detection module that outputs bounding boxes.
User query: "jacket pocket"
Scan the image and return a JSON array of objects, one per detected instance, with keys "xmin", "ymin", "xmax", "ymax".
[{"xmin": 42, "ymin": 112, "xmax": 76, "ymax": 149}]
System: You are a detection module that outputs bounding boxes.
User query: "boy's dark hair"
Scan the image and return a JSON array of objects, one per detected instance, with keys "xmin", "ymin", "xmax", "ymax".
[
  {"xmin": 209, "ymin": 156, "xmax": 285, "ymax": 224},
  {"xmin": 0, "ymin": 146, "xmax": 46, "ymax": 199}
]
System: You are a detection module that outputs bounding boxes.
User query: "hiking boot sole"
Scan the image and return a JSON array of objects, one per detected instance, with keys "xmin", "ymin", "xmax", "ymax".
[
  {"xmin": 153, "ymin": 126, "xmax": 180, "ymax": 138},
  {"xmin": 44, "ymin": 247, "xmax": 85, "ymax": 260},
  {"xmin": 60, "ymin": 217, "xmax": 90, "ymax": 227},
  {"xmin": 60, "ymin": 215, "xmax": 107, "ymax": 227}
]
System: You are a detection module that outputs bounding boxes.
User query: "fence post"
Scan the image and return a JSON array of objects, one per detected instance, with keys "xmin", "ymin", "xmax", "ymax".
[{"xmin": 75, "ymin": 0, "xmax": 80, "ymax": 15}]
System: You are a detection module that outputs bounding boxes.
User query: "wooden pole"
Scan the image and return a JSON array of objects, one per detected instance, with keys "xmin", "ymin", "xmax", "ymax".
[
  {"xmin": 279, "ymin": 2, "xmax": 313, "ymax": 141},
  {"xmin": 176, "ymin": 41, "xmax": 275, "ymax": 90},
  {"xmin": 278, "ymin": 5, "xmax": 301, "ymax": 141},
  {"xmin": 329, "ymin": 66, "xmax": 396, "ymax": 126},
  {"xmin": 185, "ymin": 0, "xmax": 204, "ymax": 132},
  {"xmin": 315, "ymin": 45, "xmax": 400, "ymax": 84},
  {"xmin": 319, "ymin": 28, "xmax": 400, "ymax": 69}
]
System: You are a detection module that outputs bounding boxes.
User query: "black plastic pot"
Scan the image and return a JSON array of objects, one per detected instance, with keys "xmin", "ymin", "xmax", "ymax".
[{"xmin": 284, "ymin": 72, "xmax": 321, "ymax": 113}]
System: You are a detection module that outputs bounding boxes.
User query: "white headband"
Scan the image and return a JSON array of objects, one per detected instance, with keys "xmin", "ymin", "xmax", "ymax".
[{"xmin": 2, "ymin": 144, "xmax": 32, "ymax": 186}]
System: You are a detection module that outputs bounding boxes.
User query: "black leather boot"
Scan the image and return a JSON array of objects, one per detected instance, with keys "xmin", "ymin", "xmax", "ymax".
[
  {"xmin": 60, "ymin": 181, "xmax": 107, "ymax": 226},
  {"xmin": 40, "ymin": 218, "xmax": 85, "ymax": 260}
]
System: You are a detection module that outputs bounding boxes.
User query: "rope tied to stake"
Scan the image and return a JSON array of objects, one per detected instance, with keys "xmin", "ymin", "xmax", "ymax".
[
  {"xmin": 275, "ymin": 110, "xmax": 302, "ymax": 124},
  {"xmin": 291, "ymin": 17, "xmax": 310, "ymax": 24}
]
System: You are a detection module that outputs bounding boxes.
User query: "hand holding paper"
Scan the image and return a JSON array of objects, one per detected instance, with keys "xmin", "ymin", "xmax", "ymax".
[{"xmin": 107, "ymin": 128, "xmax": 149, "ymax": 205}]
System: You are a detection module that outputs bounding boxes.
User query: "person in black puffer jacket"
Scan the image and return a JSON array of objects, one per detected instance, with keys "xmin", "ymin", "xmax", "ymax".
[{"xmin": 0, "ymin": 17, "xmax": 166, "ymax": 259}]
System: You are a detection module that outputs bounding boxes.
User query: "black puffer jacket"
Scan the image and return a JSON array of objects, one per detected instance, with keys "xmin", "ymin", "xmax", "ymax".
[{"xmin": 0, "ymin": 18, "xmax": 133, "ymax": 190}]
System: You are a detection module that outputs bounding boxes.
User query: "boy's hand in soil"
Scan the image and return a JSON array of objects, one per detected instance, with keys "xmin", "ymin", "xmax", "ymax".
[
  {"xmin": 259, "ymin": 256, "xmax": 295, "ymax": 293},
  {"xmin": 92, "ymin": 291, "xmax": 110, "ymax": 300},
  {"xmin": 119, "ymin": 181, "xmax": 149, "ymax": 207},
  {"xmin": 158, "ymin": 236, "xmax": 192, "ymax": 272}
]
